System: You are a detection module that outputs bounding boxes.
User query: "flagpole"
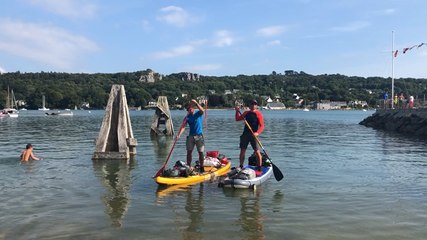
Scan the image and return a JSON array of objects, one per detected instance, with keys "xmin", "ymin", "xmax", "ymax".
[{"xmin": 391, "ymin": 31, "xmax": 395, "ymax": 109}]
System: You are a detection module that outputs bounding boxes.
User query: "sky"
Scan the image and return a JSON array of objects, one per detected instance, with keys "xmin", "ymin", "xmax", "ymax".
[{"xmin": 1, "ymin": 0, "xmax": 427, "ymax": 78}]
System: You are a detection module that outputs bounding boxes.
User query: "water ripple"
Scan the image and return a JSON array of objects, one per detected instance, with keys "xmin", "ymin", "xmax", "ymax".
[{"xmin": 1, "ymin": 110, "xmax": 426, "ymax": 239}]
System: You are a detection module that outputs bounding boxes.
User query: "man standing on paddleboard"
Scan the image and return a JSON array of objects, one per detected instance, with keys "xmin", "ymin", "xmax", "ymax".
[
  {"xmin": 235, "ymin": 99, "xmax": 264, "ymax": 171},
  {"xmin": 179, "ymin": 99, "xmax": 205, "ymax": 173}
]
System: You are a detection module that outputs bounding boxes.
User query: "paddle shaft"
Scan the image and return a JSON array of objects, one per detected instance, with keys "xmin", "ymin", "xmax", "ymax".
[{"xmin": 153, "ymin": 115, "xmax": 187, "ymax": 178}]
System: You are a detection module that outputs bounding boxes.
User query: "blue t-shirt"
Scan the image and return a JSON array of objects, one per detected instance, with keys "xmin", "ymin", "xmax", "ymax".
[{"xmin": 186, "ymin": 111, "xmax": 203, "ymax": 136}]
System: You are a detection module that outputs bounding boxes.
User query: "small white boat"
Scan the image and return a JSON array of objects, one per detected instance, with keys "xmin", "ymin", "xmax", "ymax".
[
  {"xmin": 2, "ymin": 87, "xmax": 19, "ymax": 118},
  {"xmin": 2, "ymin": 108, "xmax": 19, "ymax": 117},
  {"xmin": 45, "ymin": 110, "xmax": 73, "ymax": 116},
  {"xmin": 7, "ymin": 111, "xmax": 19, "ymax": 118},
  {"xmin": 58, "ymin": 111, "xmax": 73, "ymax": 116}
]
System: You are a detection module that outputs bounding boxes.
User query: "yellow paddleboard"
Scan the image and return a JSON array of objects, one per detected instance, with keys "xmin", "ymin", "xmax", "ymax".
[{"xmin": 155, "ymin": 160, "xmax": 231, "ymax": 185}]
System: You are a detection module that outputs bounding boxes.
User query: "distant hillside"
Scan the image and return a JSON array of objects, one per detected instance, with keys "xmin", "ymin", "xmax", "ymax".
[{"xmin": 1, "ymin": 69, "xmax": 426, "ymax": 109}]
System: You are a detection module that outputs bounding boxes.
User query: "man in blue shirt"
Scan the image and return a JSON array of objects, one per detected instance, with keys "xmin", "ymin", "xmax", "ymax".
[{"xmin": 179, "ymin": 99, "xmax": 205, "ymax": 172}]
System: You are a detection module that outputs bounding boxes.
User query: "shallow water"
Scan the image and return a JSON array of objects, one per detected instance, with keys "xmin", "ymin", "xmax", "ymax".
[{"xmin": 1, "ymin": 109, "xmax": 426, "ymax": 239}]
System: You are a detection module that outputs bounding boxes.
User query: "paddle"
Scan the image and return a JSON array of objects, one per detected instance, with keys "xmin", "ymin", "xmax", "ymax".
[
  {"xmin": 237, "ymin": 109, "xmax": 284, "ymax": 181},
  {"xmin": 153, "ymin": 115, "xmax": 187, "ymax": 178}
]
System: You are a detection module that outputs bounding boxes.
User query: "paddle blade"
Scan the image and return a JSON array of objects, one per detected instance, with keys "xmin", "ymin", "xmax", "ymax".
[{"xmin": 272, "ymin": 163, "xmax": 284, "ymax": 181}]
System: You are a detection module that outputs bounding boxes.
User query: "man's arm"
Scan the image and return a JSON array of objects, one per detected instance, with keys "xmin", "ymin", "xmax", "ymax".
[
  {"xmin": 192, "ymin": 99, "xmax": 204, "ymax": 115},
  {"xmin": 235, "ymin": 106, "xmax": 246, "ymax": 121},
  {"xmin": 30, "ymin": 152, "xmax": 40, "ymax": 160},
  {"xmin": 178, "ymin": 125, "xmax": 186, "ymax": 138}
]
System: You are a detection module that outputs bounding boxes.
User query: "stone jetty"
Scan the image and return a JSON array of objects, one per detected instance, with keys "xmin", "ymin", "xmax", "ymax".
[{"xmin": 359, "ymin": 108, "xmax": 427, "ymax": 136}]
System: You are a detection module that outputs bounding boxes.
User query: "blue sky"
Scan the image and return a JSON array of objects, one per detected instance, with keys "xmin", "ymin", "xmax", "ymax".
[{"xmin": 1, "ymin": 0, "xmax": 427, "ymax": 78}]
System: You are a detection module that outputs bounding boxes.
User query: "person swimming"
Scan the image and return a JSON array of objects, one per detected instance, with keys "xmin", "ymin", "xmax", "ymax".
[{"xmin": 20, "ymin": 143, "xmax": 42, "ymax": 161}]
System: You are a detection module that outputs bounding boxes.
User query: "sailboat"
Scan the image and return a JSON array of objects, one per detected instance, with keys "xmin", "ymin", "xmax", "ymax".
[
  {"xmin": 1, "ymin": 87, "xmax": 19, "ymax": 118},
  {"xmin": 38, "ymin": 95, "xmax": 50, "ymax": 111}
]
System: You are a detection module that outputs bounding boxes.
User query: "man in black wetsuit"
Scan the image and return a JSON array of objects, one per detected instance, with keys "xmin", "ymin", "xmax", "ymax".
[{"xmin": 235, "ymin": 99, "xmax": 264, "ymax": 171}]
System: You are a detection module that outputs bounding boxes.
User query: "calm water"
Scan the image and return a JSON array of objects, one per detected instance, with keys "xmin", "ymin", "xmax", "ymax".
[{"xmin": 1, "ymin": 109, "xmax": 426, "ymax": 240}]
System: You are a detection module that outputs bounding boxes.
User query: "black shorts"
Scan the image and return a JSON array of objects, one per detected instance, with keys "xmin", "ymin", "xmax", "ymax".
[{"xmin": 239, "ymin": 134, "xmax": 259, "ymax": 150}]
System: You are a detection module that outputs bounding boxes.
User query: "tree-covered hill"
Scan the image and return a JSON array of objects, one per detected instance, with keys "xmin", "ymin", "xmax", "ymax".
[{"xmin": 1, "ymin": 70, "xmax": 426, "ymax": 109}]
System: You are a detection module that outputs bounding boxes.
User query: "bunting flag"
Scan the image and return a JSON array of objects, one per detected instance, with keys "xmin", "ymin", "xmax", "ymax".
[
  {"xmin": 393, "ymin": 50, "xmax": 398, "ymax": 57},
  {"xmin": 403, "ymin": 45, "xmax": 417, "ymax": 54},
  {"xmin": 395, "ymin": 42, "xmax": 426, "ymax": 57}
]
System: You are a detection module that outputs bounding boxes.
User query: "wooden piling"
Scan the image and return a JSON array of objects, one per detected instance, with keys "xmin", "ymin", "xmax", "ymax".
[
  {"xmin": 150, "ymin": 96, "xmax": 174, "ymax": 136},
  {"xmin": 93, "ymin": 85, "xmax": 137, "ymax": 160}
]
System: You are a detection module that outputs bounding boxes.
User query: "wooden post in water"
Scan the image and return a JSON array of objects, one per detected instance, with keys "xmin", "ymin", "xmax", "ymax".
[
  {"xmin": 92, "ymin": 85, "xmax": 137, "ymax": 160},
  {"xmin": 150, "ymin": 96, "xmax": 174, "ymax": 136}
]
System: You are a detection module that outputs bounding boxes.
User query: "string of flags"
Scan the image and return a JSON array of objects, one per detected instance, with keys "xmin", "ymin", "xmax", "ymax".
[{"xmin": 393, "ymin": 42, "xmax": 426, "ymax": 57}]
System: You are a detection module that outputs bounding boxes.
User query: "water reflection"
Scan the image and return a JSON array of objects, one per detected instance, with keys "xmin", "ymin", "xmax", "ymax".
[
  {"xmin": 223, "ymin": 188, "xmax": 265, "ymax": 240},
  {"xmin": 150, "ymin": 135, "xmax": 173, "ymax": 161},
  {"xmin": 92, "ymin": 159, "xmax": 135, "ymax": 227},
  {"xmin": 271, "ymin": 190, "xmax": 285, "ymax": 213},
  {"xmin": 155, "ymin": 184, "xmax": 205, "ymax": 239},
  {"xmin": 183, "ymin": 184, "xmax": 204, "ymax": 240}
]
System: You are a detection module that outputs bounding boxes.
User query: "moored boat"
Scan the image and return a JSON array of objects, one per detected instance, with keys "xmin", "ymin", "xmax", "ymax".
[
  {"xmin": 7, "ymin": 111, "xmax": 19, "ymax": 118},
  {"xmin": 45, "ymin": 110, "xmax": 73, "ymax": 116},
  {"xmin": 2, "ymin": 87, "xmax": 19, "ymax": 118}
]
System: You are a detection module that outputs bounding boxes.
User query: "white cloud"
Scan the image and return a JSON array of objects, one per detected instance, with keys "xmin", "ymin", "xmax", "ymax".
[
  {"xmin": 267, "ymin": 40, "xmax": 281, "ymax": 46},
  {"xmin": 150, "ymin": 39, "xmax": 207, "ymax": 60},
  {"xmin": 213, "ymin": 30, "xmax": 234, "ymax": 47},
  {"xmin": 141, "ymin": 20, "xmax": 151, "ymax": 32},
  {"xmin": 0, "ymin": 66, "xmax": 6, "ymax": 74},
  {"xmin": 184, "ymin": 64, "xmax": 222, "ymax": 72},
  {"xmin": 0, "ymin": 19, "xmax": 99, "ymax": 69},
  {"xmin": 190, "ymin": 39, "xmax": 209, "ymax": 46},
  {"xmin": 382, "ymin": 8, "xmax": 396, "ymax": 15},
  {"xmin": 28, "ymin": 0, "xmax": 97, "ymax": 18},
  {"xmin": 157, "ymin": 6, "xmax": 192, "ymax": 27},
  {"xmin": 152, "ymin": 44, "xmax": 195, "ymax": 59},
  {"xmin": 257, "ymin": 25, "xmax": 286, "ymax": 37},
  {"xmin": 331, "ymin": 21, "xmax": 370, "ymax": 32},
  {"xmin": 375, "ymin": 8, "xmax": 396, "ymax": 15}
]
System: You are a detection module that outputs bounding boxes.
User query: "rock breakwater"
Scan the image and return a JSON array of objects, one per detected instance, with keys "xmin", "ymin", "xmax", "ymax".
[{"xmin": 359, "ymin": 109, "xmax": 427, "ymax": 136}]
